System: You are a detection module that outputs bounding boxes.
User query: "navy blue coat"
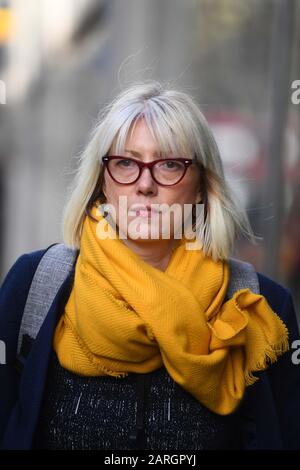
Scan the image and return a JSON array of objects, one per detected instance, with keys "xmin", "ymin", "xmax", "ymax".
[{"xmin": 0, "ymin": 246, "xmax": 300, "ymax": 450}]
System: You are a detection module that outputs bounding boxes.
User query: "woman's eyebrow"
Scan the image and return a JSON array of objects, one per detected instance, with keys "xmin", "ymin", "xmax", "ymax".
[
  {"xmin": 124, "ymin": 149, "xmax": 164, "ymax": 158},
  {"xmin": 124, "ymin": 149, "xmax": 142, "ymax": 157}
]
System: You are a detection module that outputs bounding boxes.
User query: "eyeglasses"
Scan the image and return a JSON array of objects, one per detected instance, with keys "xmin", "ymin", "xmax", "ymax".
[{"xmin": 102, "ymin": 156, "xmax": 194, "ymax": 186}]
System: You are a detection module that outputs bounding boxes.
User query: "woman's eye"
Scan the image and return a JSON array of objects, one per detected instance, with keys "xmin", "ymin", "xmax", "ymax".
[
  {"xmin": 118, "ymin": 159, "xmax": 134, "ymax": 167},
  {"xmin": 161, "ymin": 161, "xmax": 180, "ymax": 170}
]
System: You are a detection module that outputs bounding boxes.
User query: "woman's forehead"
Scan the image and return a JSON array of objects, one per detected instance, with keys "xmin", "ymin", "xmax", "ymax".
[{"xmin": 112, "ymin": 119, "xmax": 192, "ymax": 156}]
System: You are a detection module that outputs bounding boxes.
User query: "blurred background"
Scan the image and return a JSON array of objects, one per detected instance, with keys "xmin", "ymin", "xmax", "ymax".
[{"xmin": 0, "ymin": 0, "xmax": 299, "ymax": 321}]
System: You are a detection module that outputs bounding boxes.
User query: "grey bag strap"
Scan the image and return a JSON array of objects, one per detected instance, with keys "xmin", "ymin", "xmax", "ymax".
[
  {"xmin": 227, "ymin": 257, "xmax": 260, "ymax": 298},
  {"xmin": 17, "ymin": 243, "xmax": 78, "ymax": 354},
  {"xmin": 16, "ymin": 248, "xmax": 259, "ymax": 356}
]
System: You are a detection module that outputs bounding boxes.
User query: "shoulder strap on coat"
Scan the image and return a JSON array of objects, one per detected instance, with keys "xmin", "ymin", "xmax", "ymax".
[
  {"xmin": 16, "ymin": 249, "xmax": 260, "ymax": 365},
  {"xmin": 17, "ymin": 243, "xmax": 78, "ymax": 356},
  {"xmin": 227, "ymin": 257, "xmax": 260, "ymax": 298}
]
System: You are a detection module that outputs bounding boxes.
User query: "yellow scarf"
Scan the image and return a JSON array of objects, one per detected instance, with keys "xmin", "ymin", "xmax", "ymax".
[{"xmin": 53, "ymin": 205, "xmax": 289, "ymax": 415}]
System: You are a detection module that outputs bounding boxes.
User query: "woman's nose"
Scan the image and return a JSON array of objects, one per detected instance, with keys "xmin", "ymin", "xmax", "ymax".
[{"xmin": 135, "ymin": 167, "xmax": 158, "ymax": 194}]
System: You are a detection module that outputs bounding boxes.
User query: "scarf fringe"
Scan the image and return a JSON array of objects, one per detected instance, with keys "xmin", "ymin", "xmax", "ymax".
[
  {"xmin": 245, "ymin": 333, "xmax": 289, "ymax": 386},
  {"xmin": 61, "ymin": 314, "xmax": 130, "ymax": 378}
]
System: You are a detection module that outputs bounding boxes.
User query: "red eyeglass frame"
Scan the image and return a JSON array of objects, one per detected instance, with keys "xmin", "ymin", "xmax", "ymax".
[{"xmin": 101, "ymin": 155, "xmax": 194, "ymax": 186}]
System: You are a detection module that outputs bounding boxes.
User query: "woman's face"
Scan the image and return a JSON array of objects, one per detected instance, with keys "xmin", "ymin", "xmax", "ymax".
[{"xmin": 102, "ymin": 118, "xmax": 202, "ymax": 242}]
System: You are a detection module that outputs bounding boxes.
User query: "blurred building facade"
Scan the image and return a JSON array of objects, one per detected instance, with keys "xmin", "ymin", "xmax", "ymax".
[{"xmin": 0, "ymin": 0, "xmax": 299, "ymax": 317}]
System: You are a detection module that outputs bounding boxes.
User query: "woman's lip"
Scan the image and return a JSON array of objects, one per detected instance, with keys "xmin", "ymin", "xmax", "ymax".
[
  {"xmin": 135, "ymin": 209, "xmax": 155, "ymax": 217},
  {"xmin": 129, "ymin": 205, "xmax": 160, "ymax": 216}
]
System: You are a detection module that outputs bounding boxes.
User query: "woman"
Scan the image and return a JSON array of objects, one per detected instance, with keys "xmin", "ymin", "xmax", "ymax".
[{"xmin": 0, "ymin": 81, "xmax": 299, "ymax": 451}]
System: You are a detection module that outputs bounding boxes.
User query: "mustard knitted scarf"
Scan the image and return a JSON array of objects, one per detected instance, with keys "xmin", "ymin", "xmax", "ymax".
[{"xmin": 53, "ymin": 205, "xmax": 289, "ymax": 415}]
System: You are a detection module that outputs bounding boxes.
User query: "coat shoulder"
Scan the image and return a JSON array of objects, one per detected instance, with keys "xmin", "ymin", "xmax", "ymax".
[
  {"xmin": 0, "ymin": 244, "xmax": 60, "ymax": 332},
  {"xmin": 257, "ymin": 271, "xmax": 289, "ymax": 299},
  {"xmin": 256, "ymin": 271, "xmax": 297, "ymax": 327}
]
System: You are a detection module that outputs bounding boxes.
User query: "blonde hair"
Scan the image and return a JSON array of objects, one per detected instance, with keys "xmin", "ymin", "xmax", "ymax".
[{"xmin": 62, "ymin": 80, "xmax": 254, "ymax": 260}]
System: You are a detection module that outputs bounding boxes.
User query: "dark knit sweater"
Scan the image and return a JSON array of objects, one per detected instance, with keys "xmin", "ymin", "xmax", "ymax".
[{"xmin": 34, "ymin": 350, "xmax": 240, "ymax": 450}]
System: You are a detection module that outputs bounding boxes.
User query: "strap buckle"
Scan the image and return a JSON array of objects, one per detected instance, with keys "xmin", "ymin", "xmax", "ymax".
[{"xmin": 14, "ymin": 334, "xmax": 33, "ymax": 374}]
